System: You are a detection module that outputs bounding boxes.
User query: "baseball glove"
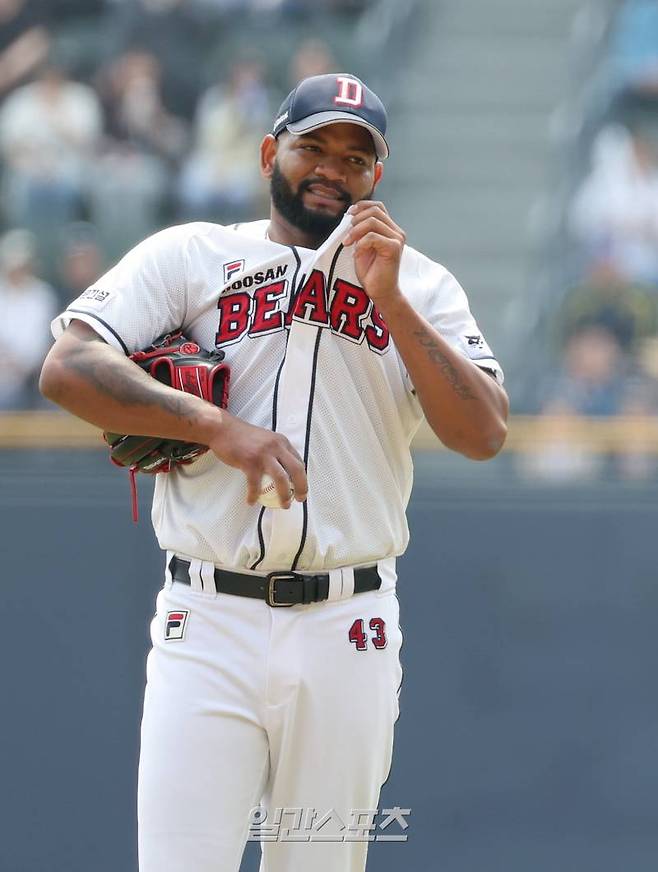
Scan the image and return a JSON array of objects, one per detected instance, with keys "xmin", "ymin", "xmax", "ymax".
[{"xmin": 103, "ymin": 331, "xmax": 230, "ymax": 519}]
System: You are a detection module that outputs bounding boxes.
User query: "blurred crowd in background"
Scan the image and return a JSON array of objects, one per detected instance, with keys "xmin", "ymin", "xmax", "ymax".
[
  {"xmin": 5, "ymin": 0, "xmax": 658, "ymax": 486},
  {"xmin": 522, "ymin": 0, "xmax": 658, "ymax": 481},
  {"xmin": 0, "ymin": 0, "xmax": 373, "ymax": 410}
]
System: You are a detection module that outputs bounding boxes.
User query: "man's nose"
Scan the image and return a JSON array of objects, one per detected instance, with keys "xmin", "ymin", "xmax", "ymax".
[{"xmin": 314, "ymin": 156, "xmax": 347, "ymax": 182}]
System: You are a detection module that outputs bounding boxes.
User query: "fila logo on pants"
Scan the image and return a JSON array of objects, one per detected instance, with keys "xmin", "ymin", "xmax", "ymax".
[{"xmin": 165, "ymin": 610, "xmax": 189, "ymax": 641}]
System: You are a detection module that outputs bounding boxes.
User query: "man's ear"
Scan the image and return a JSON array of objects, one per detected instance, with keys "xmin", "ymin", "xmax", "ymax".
[
  {"xmin": 260, "ymin": 134, "xmax": 277, "ymax": 179},
  {"xmin": 373, "ymin": 161, "xmax": 384, "ymax": 189}
]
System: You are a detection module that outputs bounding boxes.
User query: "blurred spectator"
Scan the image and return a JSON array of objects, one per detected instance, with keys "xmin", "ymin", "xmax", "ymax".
[
  {"xmin": 97, "ymin": 49, "xmax": 188, "ymax": 163},
  {"xmin": 610, "ymin": 0, "xmax": 658, "ymax": 91},
  {"xmin": 327, "ymin": 0, "xmax": 373, "ymax": 11},
  {"xmin": 248, "ymin": 0, "xmax": 372, "ymax": 11},
  {"xmin": 177, "ymin": 59, "xmax": 270, "ymax": 222},
  {"xmin": 556, "ymin": 256, "xmax": 658, "ymax": 353},
  {"xmin": 192, "ymin": 0, "xmax": 246, "ymax": 9},
  {"xmin": 540, "ymin": 325, "xmax": 628, "ymax": 417},
  {"xmin": 520, "ymin": 326, "xmax": 634, "ymax": 481},
  {"xmin": 570, "ymin": 89, "xmax": 658, "ymax": 283},
  {"xmin": 52, "ymin": 0, "xmax": 107, "ymax": 19},
  {"xmin": 88, "ymin": 149, "xmax": 168, "ymax": 263},
  {"xmin": 0, "ymin": 0, "xmax": 50, "ymax": 101},
  {"xmin": 55, "ymin": 222, "xmax": 104, "ymax": 307},
  {"xmin": 0, "ymin": 229, "xmax": 57, "ymax": 410},
  {"xmin": 88, "ymin": 50, "xmax": 187, "ymax": 260},
  {"xmin": 288, "ymin": 37, "xmax": 337, "ymax": 86},
  {"xmin": 106, "ymin": 0, "xmax": 210, "ymax": 120},
  {"xmin": 195, "ymin": 0, "xmax": 372, "ymax": 9},
  {"xmin": 0, "ymin": 63, "xmax": 102, "ymax": 267}
]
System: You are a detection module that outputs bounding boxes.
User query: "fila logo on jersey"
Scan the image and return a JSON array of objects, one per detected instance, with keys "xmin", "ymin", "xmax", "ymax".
[
  {"xmin": 223, "ymin": 260, "xmax": 245, "ymax": 284},
  {"xmin": 165, "ymin": 610, "xmax": 189, "ymax": 641},
  {"xmin": 216, "ymin": 270, "xmax": 390, "ymax": 353},
  {"xmin": 335, "ymin": 76, "xmax": 363, "ymax": 108}
]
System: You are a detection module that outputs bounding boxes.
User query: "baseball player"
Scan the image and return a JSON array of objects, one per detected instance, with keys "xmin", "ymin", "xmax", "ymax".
[{"xmin": 40, "ymin": 73, "xmax": 508, "ymax": 872}]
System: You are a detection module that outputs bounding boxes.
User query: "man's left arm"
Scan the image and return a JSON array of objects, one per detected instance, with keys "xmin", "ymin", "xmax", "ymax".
[{"xmin": 345, "ymin": 201, "xmax": 508, "ymax": 460}]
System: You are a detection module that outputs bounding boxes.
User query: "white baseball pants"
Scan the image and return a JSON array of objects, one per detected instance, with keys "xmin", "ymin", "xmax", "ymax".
[{"xmin": 137, "ymin": 558, "xmax": 403, "ymax": 872}]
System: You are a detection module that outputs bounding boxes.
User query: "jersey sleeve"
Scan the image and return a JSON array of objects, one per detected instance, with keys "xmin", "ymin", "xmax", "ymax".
[
  {"xmin": 414, "ymin": 254, "xmax": 504, "ymax": 385},
  {"xmin": 51, "ymin": 226, "xmax": 191, "ymax": 354}
]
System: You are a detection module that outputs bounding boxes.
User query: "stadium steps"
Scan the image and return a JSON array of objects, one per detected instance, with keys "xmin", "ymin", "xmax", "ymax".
[{"xmin": 383, "ymin": 0, "xmax": 584, "ymax": 361}]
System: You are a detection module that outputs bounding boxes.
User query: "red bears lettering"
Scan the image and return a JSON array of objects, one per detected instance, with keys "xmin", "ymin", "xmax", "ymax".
[
  {"xmin": 365, "ymin": 306, "xmax": 389, "ymax": 353},
  {"xmin": 215, "ymin": 293, "xmax": 250, "ymax": 345},
  {"xmin": 291, "ymin": 270, "xmax": 329, "ymax": 325},
  {"xmin": 250, "ymin": 281, "xmax": 286, "ymax": 335},
  {"xmin": 215, "ymin": 275, "xmax": 390, "ymax": 352},
  {"xmin": 330, "ymin": 278, "xmax": 370, "ymax": 341}
]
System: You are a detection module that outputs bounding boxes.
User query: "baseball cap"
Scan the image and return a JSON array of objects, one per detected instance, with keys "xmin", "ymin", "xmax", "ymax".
[{"xmin": 273, "ymin": 73, "xmax": 389, "ymax": 160}]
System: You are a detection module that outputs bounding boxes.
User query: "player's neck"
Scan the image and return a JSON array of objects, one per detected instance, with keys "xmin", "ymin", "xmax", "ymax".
[{"xmin": 266, "ymin": 212, "xmax": 328, "ymax": 250}]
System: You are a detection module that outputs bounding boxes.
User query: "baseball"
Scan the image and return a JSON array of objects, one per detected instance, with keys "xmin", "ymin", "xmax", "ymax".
[{"xmin": 257, "ymin": 473, "xmax": 295, "ymax": 508}]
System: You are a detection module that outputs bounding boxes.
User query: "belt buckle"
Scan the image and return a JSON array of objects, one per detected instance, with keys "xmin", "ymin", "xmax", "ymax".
[{"xmin": 266, "ymin": 572, "xmax": 297, "ymax": 607}]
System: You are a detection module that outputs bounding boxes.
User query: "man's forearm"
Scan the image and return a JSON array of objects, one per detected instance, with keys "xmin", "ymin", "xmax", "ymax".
[
  {"xmin": 40, "ymin": 320, "xmax": 309, "ymax": 505},
  {"xmin": 40, "ymin": 322, "xmax": 223, "ymax": 445},
  {"xmin": 376, "ymin": 293, "xmax": 508, "ymax": 459}
]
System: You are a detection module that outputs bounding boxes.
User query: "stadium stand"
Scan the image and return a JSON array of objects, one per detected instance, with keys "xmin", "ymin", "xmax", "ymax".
[{"xmin": 0, "ymin": 0, "xmax": 413, "ymax": 411}]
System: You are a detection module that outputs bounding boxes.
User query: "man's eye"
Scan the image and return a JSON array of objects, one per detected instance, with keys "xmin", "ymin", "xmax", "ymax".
[{"xmin": 348, "ymin": 157, "xmax": 366, "ymax": 166}]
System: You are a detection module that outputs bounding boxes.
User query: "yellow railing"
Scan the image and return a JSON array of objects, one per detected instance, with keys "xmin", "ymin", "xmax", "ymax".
[
  {"xmin": 0, "ymin": 411, "xmax": 100, "ymax": 447},
  {"xmin": 3, "ymin": 411, "xmax": 658, "ymax": 453}
]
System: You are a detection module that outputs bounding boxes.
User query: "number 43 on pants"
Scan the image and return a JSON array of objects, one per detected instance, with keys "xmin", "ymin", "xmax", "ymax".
[{"xmin": 348, "ymin": 618, "xmax": 387, "ymax": 651}]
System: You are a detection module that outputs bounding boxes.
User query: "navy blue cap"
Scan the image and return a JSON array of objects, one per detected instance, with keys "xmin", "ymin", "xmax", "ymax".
[{"xmin": 273, "ymin": 73, "xmax": 389, "ymax": 160}]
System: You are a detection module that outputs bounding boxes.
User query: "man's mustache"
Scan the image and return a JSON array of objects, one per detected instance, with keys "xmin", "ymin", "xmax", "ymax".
[{"xmin": 298, "ymin": 179, "xmax": 351, "ymax": 203}]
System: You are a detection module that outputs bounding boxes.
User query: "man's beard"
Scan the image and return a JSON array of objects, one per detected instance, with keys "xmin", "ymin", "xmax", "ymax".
[{"xmin": 270, "ymin": 161, "xmax": 371, "ymax": 242}]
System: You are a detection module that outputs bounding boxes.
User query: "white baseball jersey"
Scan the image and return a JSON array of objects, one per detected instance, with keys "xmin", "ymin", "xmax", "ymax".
[{"xmin": 53, "ymin": 215, "xmax": 502, "ymax": 572}]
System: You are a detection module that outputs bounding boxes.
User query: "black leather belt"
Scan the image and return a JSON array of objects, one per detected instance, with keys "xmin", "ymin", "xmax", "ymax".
[{"xmin": 169, "ymin": 555, "xmax": 381, "ymax": 607}]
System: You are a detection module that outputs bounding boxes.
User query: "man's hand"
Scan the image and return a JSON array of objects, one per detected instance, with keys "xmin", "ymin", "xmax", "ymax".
[
  {"xmin": 207, "ymin": 415, "xmax": 308, "ymax": 510},
  {"xmin": 343, "ymin": 201, "xmax": 406, "ymax": 305},
  {"xmin": 342, "ymin": 203, "xmax": 508, "ymax": 460}
]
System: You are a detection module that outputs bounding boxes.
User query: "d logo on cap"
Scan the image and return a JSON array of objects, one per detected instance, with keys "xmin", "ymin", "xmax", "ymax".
[{"xmin": 335, "ymin": 77, "xmax": 364, "ymax": 108}]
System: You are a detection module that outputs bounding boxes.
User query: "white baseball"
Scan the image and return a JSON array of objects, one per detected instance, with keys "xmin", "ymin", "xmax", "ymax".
[{"xmin": 256, "ymin": 473, "xmax": 295, "ymax": 508}]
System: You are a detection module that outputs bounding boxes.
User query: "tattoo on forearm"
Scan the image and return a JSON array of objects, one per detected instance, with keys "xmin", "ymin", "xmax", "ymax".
[
  {"xmin": 65, "ymin": 347, "xmax": 201, "ymax": 429},
  {"xmin": 413, "ymin": 329, "xmax": 476, "ymax": 400}
]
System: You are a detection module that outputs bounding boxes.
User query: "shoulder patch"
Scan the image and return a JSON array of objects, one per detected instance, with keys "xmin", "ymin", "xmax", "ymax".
[
  {"xmin": 465, "ymin": 334, "xmax": 485, "ymax": 350},
  {"xmin": 78, "ymin": 287, "xmax": 114, "ymax": 309}
]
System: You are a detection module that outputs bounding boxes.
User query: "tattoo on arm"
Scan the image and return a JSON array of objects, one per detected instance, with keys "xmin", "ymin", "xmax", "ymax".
[
  {"xmin": 65, "ymin": 344, "xmax": 201, "ymax": 430},
  {"xmin": 413, "ymin": 329, "xmax": 476, "ymax": 400}
]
